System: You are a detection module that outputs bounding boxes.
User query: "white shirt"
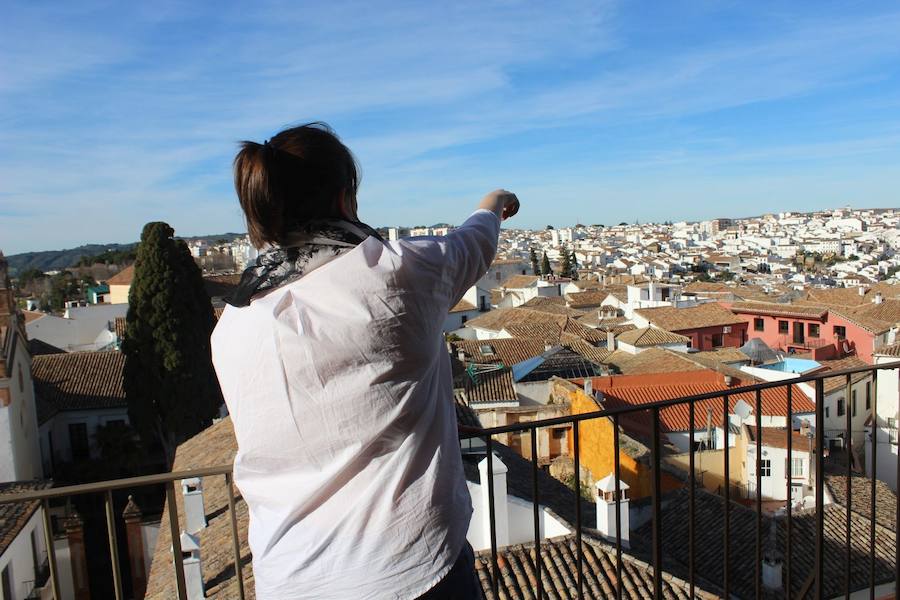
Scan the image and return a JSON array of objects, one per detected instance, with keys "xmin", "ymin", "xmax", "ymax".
[{"xmin": 211, "ymin": 209, "xmax": 500, "ymax": 599}]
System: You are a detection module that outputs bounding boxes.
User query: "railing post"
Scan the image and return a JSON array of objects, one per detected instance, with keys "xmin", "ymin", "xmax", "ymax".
[
  {"xmin": 868, "ymin": 373, "xmax": 876, "ymax": 600},
  {"xmin": 688, "ymin": 401, "xmax": 695, "ymax": 600},
  {"xmin": 41, "ymin": 499, "xmax": 61, "ymax": 600},
  {"xmin": 530, "ymin": 426, "xmax": 542, "ymax": 600},
  {"xmin": 104, "ymin": 490, "xmax": 124, "ymax": 600},
  {"xmin": 786, "ymin": 385, "xmax": 793, "ymax": 600},
  {"xmin": 815, "ymin": 377, "xmax": 825, "ymax": 600},
  {"xmin": 573, "ymin": 419, "xmax": 583, "ymax": 598},
  {"xmin": 844, "ymin": 373, "xmax": 852, "ymax": 600},
  {"xmin": 485, "ymin": 437, "xmax": 499, "ymax": 599},
  {"xmin": 613, "ymin": 413, "xmax": 623, "ymax": 600},
  {"xmin": 166, "ymin": 481, "xmax": 189, "ymax": 600},
  {"xmin": 722, "ymin": 394, "xmax": 731, "ymax": 600},
  {"xmin": 651, "ymin": 406, "xmax": 662, "ymax": 600},
  {"xmin": 755, "ymin": 389, "xmax": 762, "ymax": 600},
  {"xmin": 225, "ymin": 472, "xmax": 246, "ymax": 600}
]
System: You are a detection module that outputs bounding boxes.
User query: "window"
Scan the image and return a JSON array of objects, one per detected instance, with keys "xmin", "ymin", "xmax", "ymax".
[
  {"xmin": 778, "ymin": 320, "xmax": 789, "ymax": 334},
  {"xmin": 106, "ymin": 419, "xmax": 126, "ymax": 429},
  {"xmin": 479, "ymin": 344, "xmax": 495, "ymax": 356},
  {"xmin": 790, "ymin": 458, "xmax": 804, "ymax": 477},
  {"xmin": 69, "ymin": 423, "xmax": 90, "ymax": 460},
  {"xmin": 866, "ymin": 382, "xmax": 871, "ymax": 410},
  {"xmin": 837, "ymin": 398, "xmax": 845, "ymax": 417},
  {"xmin": 754, "ymin": 318, "xmax": 764, "ymax": 332},
  {"xmin": 759, "ymin": 459, "xmax": 771, "ymax": 477},
  {"xmin": 1, "ymin": 565, "xmax": 11, "ymax": 600},
  {"xmin": 461, "ymin": 315, "xmax": 468, "ymax": 325},
  {"xmin": 852, "ymin": 391, "xmax": 857, "ymax": 417},
  {"xmin": 496, "ymin": 271, "xmax": 502, "ymax": 281},
  {"xmin": 889, "ymin": 418, "xmax": 898, "ymax": 444},
  {"xmin": 808, "ymin": 323, "xmax": 820, "ymax": 338},
  {"xmin": 825, "ymin": 407, "xmax": 830, "ymax": 419},
  {"xmin": 712, "ymin": 333, "xmax": 724, "ymax": 348},
  {"xmin": 833, "ymin": 325, "xmax": 846, "ymax": 339}
]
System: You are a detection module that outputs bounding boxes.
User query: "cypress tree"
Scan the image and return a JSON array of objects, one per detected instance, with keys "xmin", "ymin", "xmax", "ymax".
[
  {"xmin": 529, "ymin": 247, "xmax": 539, "ymax": 276},
  {"xmin": 570, "ymin": 250, "xmax": 579, "ymax": 280},
  {"xmin": 541, "ymin": 252, "xmax": 552, "ymax": 276},
  {"xmin": 560, "ymin": 244, "xmax": 571, "ymax": 278},
  {"xmin": 122, "ymin": 222, "xmax": 222, "ymax": 467}
]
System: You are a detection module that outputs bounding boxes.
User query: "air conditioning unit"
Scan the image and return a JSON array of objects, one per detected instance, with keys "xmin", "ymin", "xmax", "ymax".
[{"xmin": 723, "ymin": 326, "xmax": 732, "ymax": 334}]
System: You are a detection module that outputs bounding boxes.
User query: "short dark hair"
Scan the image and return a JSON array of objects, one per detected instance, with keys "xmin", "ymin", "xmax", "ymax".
[{"xmin": 233, "ymin": 122, "xmax": 360, "ymax": 247}]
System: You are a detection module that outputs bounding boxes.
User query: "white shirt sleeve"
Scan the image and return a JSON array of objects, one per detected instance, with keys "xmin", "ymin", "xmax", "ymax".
[
  {"xmin": 442, "ymin": 209, "xmax": 501, "ymax": 304},
  {"xmin": 392, "ymin": 208, "xmax": 501, "ymax": 314}
]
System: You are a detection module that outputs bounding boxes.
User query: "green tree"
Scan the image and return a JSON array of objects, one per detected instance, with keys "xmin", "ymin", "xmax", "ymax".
[
  {"xmin": 123, "ymin": 222, "xmax": 222, "ymax": 467},
  {"xmin": 541, "ymin": 252, "xmax": 553, "ymax": 276},
  {"xmin": 569, "ymin": 250, "xmax": 579, "ymax": 280},
  {"xmin": 529, "ymin": 247, "xmax": 539, "ymax": 276},
  {"xmin": 560, "ymin": 244, "xmax": 571, "ymax": 278}
]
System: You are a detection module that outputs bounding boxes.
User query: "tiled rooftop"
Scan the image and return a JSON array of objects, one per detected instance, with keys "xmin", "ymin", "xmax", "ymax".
[
  {"xmin": 31, "ymin": 350, "xmax": 126, "ymax": 424},
  {"xmin": 634, "ymin": 303, "xmax": 746, "ymax": 331}
]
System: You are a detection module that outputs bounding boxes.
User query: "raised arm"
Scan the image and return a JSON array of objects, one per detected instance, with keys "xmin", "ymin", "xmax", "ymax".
[{"xmin": 443, "ymin": 190, "xmax": 520, "ymax": 304}]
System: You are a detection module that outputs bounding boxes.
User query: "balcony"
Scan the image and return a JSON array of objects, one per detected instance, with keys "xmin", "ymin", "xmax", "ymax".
[{"xmin": 0, "ymin": 361, "xmax": 898, "ymax": 599}]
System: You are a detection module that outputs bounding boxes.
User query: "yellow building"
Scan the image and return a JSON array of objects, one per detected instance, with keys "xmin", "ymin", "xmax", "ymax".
[{"xmin": 107, "ymin": 265, "xmax": 135, "ymax": 305}]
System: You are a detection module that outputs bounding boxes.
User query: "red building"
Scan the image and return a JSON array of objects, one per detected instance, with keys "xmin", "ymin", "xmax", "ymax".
[
  {"xmin": 730, "ymin": 300, "xmax": 897, "ymax": 363},
  {"xmin": 632, "ymin": 303, "xmax": 748, "ymax": 351}
]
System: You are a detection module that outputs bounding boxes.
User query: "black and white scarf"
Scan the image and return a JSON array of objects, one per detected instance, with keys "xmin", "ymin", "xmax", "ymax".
[{"xmin": 225, "ymin": 219, "xmax": 383, "ymax": 307}]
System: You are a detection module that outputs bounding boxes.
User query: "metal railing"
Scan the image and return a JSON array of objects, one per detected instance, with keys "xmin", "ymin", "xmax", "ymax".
[
  {"xmin": 460, "ymin": 360, "xmax": 900, "ymax": 599},
  {"xmin": 0, "ymin": 361, "xmax": 897, "ymax": 599}
]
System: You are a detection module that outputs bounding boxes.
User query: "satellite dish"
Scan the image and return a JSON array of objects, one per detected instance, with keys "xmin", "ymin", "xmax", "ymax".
[{"xmin": 733, "ymin": 399, "xmax": 753, "ymax": 421}]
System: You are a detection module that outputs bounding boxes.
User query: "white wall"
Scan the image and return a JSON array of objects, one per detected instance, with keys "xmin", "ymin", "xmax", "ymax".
[
  {"xmin": 41, "ymin": 407, "xmax": 130, "ymax": 469},
  {"xmin": 466, "ymin": 481, "xmax": 570, "ymax": 551},
  {"xmin": 0, "ymin": 332, "xmax": 42, "ymax": 482},
  {"xmin": 0, "ymin": 508, "xmax": 48, "ymax": 600},
  {"xmin": 868, "ymin": 360, "xmax": 898, "ymax": 491},
  {"xmin": 442, "ymin": 309, "xmax": 480, "ymax": 334},
  {"xmin": 746, "ymin": 443, "xmax": 810, "ymax": 502}
]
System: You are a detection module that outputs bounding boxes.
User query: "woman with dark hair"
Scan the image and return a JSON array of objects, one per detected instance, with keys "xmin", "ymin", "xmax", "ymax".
[{"xmin": 211, "ymin": 122, "xmax": 519, "ymax": 599}]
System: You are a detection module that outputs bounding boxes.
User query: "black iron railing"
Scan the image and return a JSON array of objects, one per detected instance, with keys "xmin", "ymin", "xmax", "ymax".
[
  {"xmin": 459, "ymin": 360, "xmax": 900, "ymax": 599},
  {"xmin": 0, "ymin": 361, "xmax": 896, "ymax": 599}
]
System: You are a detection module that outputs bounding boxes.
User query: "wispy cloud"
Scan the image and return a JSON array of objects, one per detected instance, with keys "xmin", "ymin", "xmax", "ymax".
[{"xmin": 1, "ymin": 1, "xmax": 900, "ymax": 253}]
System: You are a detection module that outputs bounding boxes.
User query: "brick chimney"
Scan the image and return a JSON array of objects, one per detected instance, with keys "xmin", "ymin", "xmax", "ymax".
[
  {"xmin": 65, "ymin": 510, "xmax": 91, "ymax": 600},
  {"xmin": 123, "ymin": 495, "xmax": 147, "ymax": 599},
  {"xmin": 607, "ymin": 329, "xmax": 616, "ymax": 351}
]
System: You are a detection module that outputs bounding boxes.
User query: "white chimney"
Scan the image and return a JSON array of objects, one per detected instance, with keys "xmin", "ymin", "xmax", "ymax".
[
  {"xmin": 457, "ymin": 349, "xmax": 466, "ymax": 362},
  {"xmin": 607, "ymin": 330, "xmax": 616, "ymax": 351},
  {"xmin": 175, "ymin": 531, "xmax": 205, "ymax": 600},
  {"xmin": 763, "ymin": 557, "xmax": 783, "ymax": 591},
  {"xmin": 181, "ymin": 477, "xmax": 207, "ymax": 533},
  {"xmin": 873, "ymin": 292, "xmax": 883, "ymax": 305},
  {"xmin": 478, "ymin": 454, "xmax": 509, "ymax": 548},
  {"xmin": 595, "ymin": 474, "xmax": 630, "ymax": 548},
  {"xmin": 859, "ymin": 286, "xmax": 865, "ymax": 296}
]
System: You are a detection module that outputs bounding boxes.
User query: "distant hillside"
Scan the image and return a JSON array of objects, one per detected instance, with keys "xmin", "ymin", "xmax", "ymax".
[
  {"xmin": 6, "ymin": 244, "xmax": 138, "ymax": 276},
  {"xmin": 5, "ymin": 232, "xmax": 246, "ymax": 276}
]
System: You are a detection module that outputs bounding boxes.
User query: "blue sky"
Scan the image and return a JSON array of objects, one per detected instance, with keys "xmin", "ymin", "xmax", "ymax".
[{"xmin": 2, "ymin": 1, "xmax": 900, "ymax": 254}]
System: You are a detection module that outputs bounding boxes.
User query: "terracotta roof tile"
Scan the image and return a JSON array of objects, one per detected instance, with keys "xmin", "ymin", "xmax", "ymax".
[
  {"xmin": 615, "ymin": 327, "xmax": 690, "ymax": 347},
  {"xmin": 635, "ymin": 303, "xmax": 745, "ymax": 331},
  {"xmin": 499, "ymin": 275, "xmax": 541, "ymax": 289},
  {"xmin": 632, "ymin": 487, "xmax": 897, "ymax": 599},
  {"xmin": 730, "ymin": 301, "xmax": 828, "ymax": 320},
  {"xmin": 0, "ymin": 481, "xmax": 53, "ymax": 557},
  {"xmin": 106, "ymin": 265, "xmax": 135, "ymax": 285},
  {"xmin": 31, "ymin": 351, "xmax": 126, "ymax": 423},
  {"xmin": 450, "ymin": 299, "xmax": 478, "ymax": 313},
  {"xmin": 475, "ymin": 534, "xmax": 717, "ymax": 600}
]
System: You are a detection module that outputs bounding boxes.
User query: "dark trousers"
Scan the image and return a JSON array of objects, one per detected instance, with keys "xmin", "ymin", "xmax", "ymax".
[{"xmin": 416, "ymin": 543, "xmax": 483, "ymax": 600}]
